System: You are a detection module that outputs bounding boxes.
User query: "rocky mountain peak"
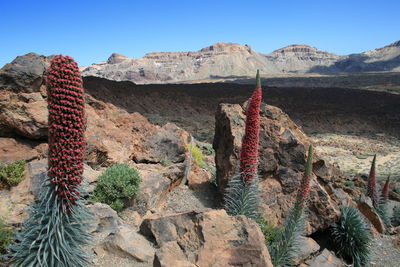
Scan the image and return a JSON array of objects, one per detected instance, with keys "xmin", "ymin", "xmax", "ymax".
[
  {"xmin": 271, "ymin": 44, "xmax": 338, "ymax": 57},
  {"xmin": 384, "ymin": 40, "xmax": 400, "ymax": 48},
  {"xmin": 200, "ymin": 42, "xmax": 251, "ymax": 53},
  {"xmin": 107, "ymin": 53, "xmax": 129, "ymax": 64}
]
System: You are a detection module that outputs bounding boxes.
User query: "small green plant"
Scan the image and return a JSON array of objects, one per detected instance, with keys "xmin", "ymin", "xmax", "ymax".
[
  {"xmin": 0, "ymin": 218, "xmax": 13, "ymax": 255},
  {"xmin": 355, "ymin": 154, "xmax": 369, "ymax": 159},
  {"xmin": 256, "ymin": 217, "xmax": 283, "ymax": 247},
  {"xmin": 91, "ymin": 163, "xmax": 141, "ymax": 212},
  {"xmin": 186, "ymin": 144, "xmax": 207, "ymax": 169},
  {"xmin": 160, "ymin": 159, "xmax": 173, "ymax": 167},
  {"xmin": 199, "ymin": 143, "xmax": 215, "ymax": 156},
  {"xmin": 331, "ymin": 206, "xmax": 371, "ymax": 267},
  {"xmin": 343, "ymin": 180, "xmax": 354, "ymax": 187},
  {"xmin": 0, "ymin": 160, "xmax": 25, "ymax": 187}
]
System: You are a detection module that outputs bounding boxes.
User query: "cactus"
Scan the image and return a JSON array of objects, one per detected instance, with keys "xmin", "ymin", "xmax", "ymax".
[
  {"xmin": 9, "ymin": 55, "xmax": 92, "ymax": 267},
  {"xmin": 367, "ymin": 155, "xmax": 378, "ymax": 208},
  {"xmin": 270, "ymin": 145, "xmax": 313, "ymax": 266},
  {"xmin": 224, "ymin": 70, "xmax": 262, "ymax": 220}
]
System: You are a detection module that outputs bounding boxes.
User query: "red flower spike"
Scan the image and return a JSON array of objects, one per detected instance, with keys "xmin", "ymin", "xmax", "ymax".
[
  {"xmin": 382, "ymin": 175, "xmax": 390, "ymax": 201},
  {"xmin": 367, "ymin": 155, "xmax": 378, "ymax": 208},
  {"xmin": 47, "ymin": 55, "xmax": 86, "ymax": 206},
  {"xmin": 295, "ymin": 144, "xmax": 313, "ymax": 207},
  {"xmin": 239, "ymin": 70, "xmax": 262, "ymax": 181}
]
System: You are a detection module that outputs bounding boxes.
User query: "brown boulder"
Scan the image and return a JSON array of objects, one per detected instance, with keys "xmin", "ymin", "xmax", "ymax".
[
  {"xmin": 0, "ymin": 88, "xmax": 189, "ymax": 167},
  {"xmin": 294, "ymin": 236, "xmax": 321, "ymax": 264},
  {"xmin": 0, "ymin": 91, "xmax": 48, "ymax": 139},
  {"xmin": 0, "ymin": 53, "xmax": 51, "ymax": 92},
  {"xmin": 357, "ymin": 197, "xmax": 386, "ymax": 233},
  {"xmin": 140, "ymin": 209, "xmax": 273, "ymax": 267},
  {"xmin": 132, "ymin": 163, "xmax": 185, "ymax": 215},
  {"xmin": 213, "ymin": 103, "xmax": 342, "ymax": 233},
  {"xmin": 101, "ymin": 224, "xmax": 155, "ymax": 263},
  {"xmin": 305, "ymin": 249, "xmax": 344, "ymax": 267},
  {"xmin": 0, "ymin": 137, "xmax": 46, "ymax": 162}
]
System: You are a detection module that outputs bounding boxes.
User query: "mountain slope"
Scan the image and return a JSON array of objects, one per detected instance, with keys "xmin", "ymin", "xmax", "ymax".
[{"xmin": 81, "ymin": 42, "xmax": 347, "ymax": 83}]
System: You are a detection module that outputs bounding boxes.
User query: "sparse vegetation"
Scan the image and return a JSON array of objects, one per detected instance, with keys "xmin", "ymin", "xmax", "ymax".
[
  {"xmin": 331, "ymin": 206, "xmax": 371, "ymax": 267},
  {"xmin": 186, "ymin": 144, "xmax": 207, "ymax": 169},
  {"xmin": 0, "ymin": 218, "xmax": 13, "ymax": 256},
  {"xmin": 0, "ymin": 160, "xmax": 25, "ymax": 188},
  {"xmin": 92, "ymin": 163, "xmax": 141, "ymax": 212},
  {"xmin": 198, "ymin": 142, "xmax": 215, "ymax": 156},
  {"xmin": 343, "ymin": 180, "xmax": 354, "ymax": 187},
  {"xmin": 256, "ymin": 217, "xmax": 283, "ymax": 247}
]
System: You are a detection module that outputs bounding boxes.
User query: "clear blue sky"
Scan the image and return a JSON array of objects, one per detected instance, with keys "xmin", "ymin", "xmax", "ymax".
[{"xmin": 1, "ymin": 0, "xmax": 399, "ymax": 67}]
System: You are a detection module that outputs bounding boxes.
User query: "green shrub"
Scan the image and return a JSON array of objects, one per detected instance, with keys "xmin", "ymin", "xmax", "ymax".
[
  {"xmin": 256, "ymin": 217, "xmax": 283, "ymax": 247},
  {"xmin": 0, "ymin": 160, "xmax": 25, "ymax": 187},
  {"xmin": 0, "ymin": 217, "xmax": 13, "ymax": 255},
  {"xmin": 186, "ymin": 144, "xmax": 207, "ymax": 169},
  {"xmin": 91, "ymin": 163, "xmax": 141, "ymax": 212},
  {"xmin": 331, "ymin": 206, "xmax": 371, "ymax": 267},
  {"xmin": 343, "ymin": 181, "xmax": 354, "ymax": 187}
]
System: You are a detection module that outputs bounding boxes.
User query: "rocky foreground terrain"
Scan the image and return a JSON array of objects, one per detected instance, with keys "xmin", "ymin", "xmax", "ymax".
[
  {"xmin": 0, "ymin": 53, "xmax": 400, "ymax": 266},
  {"xmin": 80, "ymin": 40, "xmax": 400, "ymax": 83}
]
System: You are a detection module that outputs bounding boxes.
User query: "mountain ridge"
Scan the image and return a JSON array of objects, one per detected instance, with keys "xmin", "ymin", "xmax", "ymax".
[
  {"xmin": 80, "ymin": 40, "xmax": 400, "ymax": 83},
  {"xmin": 2, "ymin": 41, "xmax": 399, "ymax": 84}
]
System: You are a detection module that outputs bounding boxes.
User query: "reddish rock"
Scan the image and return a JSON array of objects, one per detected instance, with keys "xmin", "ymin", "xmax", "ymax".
[
  {"xmin": 0, "ymin": 91, "xmax": 48, "ymax": 139},
  {"xmin": 306, "ymin": 249, "xmax": 344, "ymax": 267},
  {"xmin": 0, "ymin": 88, "xmax": 189, "ymax": 167},
  {"xmin": 0, "ymin": 137, "xmax": 46, "ymax": 162},
  {"xmin": 101, "ymin": 224, "xmax": 155, "ymax": 263},
  {"xmin": 132, "ymin": 163, "xmax": 185, "ymax": 215},
  {"xmin": 140, "ymin": 209, "xmax": 273, "ymax": 267},
  {"xmin": 294, "ymin": 236, "xmax": 320, "ymax": 264},
  {"xmin": 187, "ymin": 163, "xmax": 213, "ymax": 191},
  {"xmin": 357, "ymin": 197, "xmax": 385, "ymax": 233}
]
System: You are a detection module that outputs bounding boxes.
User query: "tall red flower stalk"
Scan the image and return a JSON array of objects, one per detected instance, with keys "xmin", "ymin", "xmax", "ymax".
[
  {"xmin": 239, "ymin": 70, "xmax": 262, "ymax": 181},
  {"xmin": 295, "ymin": 144, "xmax": 313, "ymax": 208},
  {"xmin": 367, "ymin": 155, "xmax": 378, "ymax": 208},
  {"xmin": 47, "ymin": 55, "xmax": 86, "ymax": 205},
  {"xmin": 382, "ymin": 175, "xmax": 390, "ymax": 201}
]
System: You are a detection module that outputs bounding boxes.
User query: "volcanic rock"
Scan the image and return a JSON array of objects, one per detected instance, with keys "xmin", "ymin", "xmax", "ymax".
[
  {"xmin": 213, "ymin": 102, "xmax": 344, "ymax": 233},
  {"xmin": 140, "ymin": 209, "xmax": 274, "ymax": 267},
  {"xmin": 0, "ymin": 53, "xmax": 51, "ymax": 92}
]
